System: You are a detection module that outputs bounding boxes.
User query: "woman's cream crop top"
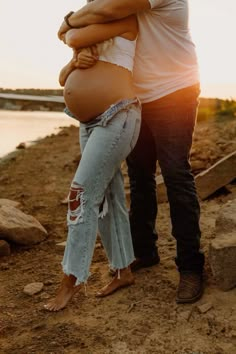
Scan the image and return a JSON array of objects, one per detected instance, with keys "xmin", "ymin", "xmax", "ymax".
[{"xmin": 97, "ymin": 36, "xmax": 137, "ymax": 73}]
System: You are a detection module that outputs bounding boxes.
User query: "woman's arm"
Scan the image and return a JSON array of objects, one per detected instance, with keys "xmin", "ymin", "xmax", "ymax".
[
  {"xmin": 64, "ymin": 15, "xmax": 138, "ymax": 49},
  {"xmin": 59, "ymin": 58, "xmax": 76, "ymax": 87},
  {"xmin": 59, "ymin": 49, "xmax": 80, "ymax": 86}
]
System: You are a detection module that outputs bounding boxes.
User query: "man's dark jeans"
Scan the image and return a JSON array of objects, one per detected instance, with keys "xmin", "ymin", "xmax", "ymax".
[{"xmin": 127, "ymin": 84, "xmax": 205, "ymax": 273}]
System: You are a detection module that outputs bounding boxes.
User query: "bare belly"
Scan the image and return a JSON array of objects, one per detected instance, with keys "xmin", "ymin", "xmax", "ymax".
[{"xmin": 64, "ymin": 61, "xmax": 135, "ymax": 122}]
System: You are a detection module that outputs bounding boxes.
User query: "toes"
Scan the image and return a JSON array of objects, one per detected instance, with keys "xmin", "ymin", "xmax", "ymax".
[
  {"xmin": 95, "ymin": 289, "xmax": 107, "ymax": 298},
  {"xmin": 44, "ymin": 301, "xmax": 59, "ymax": 312},
  {"xmin": 44, "ymin": 304, "xmax": 52, "ymax": 311},
  {"xmin": 96, "ymin": 281, "xmax": 122, "ymax": 297},
  {"xmin": 95, "ymin": 284, "xmax": 109, "ymax": 297},
  {"xmin": 95, "ymin": 292, "xmax": 103, "ymax": 298},
  {"xmin": 44, "ymin": 303, "xmax": 54, "ymax": 311},
  {"xmin": 96, "ymin": 277, "xmax": 135, "ymax": 298}
]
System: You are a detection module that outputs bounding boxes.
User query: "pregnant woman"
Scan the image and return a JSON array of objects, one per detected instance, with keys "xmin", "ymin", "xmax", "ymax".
[{"xmin": 44, "ymin": 9, "xmax": 141, "ymax": 311}]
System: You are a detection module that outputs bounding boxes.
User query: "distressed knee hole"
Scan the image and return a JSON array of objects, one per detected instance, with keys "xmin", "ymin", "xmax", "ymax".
[{"xmin": 68, "ymin": 182, "xmax": 85, "ymax": 223}]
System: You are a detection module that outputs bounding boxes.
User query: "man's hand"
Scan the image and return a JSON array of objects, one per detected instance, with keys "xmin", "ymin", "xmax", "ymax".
[{"xmin": 73, "ymin": 46, "xmax": 98, "ymax": 69}]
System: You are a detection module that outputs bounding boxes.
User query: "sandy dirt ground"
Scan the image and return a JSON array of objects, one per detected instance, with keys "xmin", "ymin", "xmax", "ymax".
[{"xmin": 0, "ymin": 115, "xmax": 236, "ymax": 354}]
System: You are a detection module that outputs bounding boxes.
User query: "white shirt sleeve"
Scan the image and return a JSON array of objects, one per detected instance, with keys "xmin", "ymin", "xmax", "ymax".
[{"xmin": 148, "ymin": 0, "xmax": 164, "ymax": 9}]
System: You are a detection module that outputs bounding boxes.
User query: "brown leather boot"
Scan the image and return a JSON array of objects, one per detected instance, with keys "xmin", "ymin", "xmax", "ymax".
[{"xmin": 176, "ymin": 271, "xmax": 204, "ymax": 304}]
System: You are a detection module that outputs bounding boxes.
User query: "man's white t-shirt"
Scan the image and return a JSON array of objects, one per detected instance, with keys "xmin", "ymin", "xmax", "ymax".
[{"xmin": 133, "ymin": 0, "xmax": 200, "ymax": 103}]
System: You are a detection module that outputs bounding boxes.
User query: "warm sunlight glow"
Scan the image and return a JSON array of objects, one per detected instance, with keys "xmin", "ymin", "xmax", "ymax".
[
  {"xmin": 0, "ymin": 0, "xmax": 235, "ymax": 98},
  {"xmin": 189, "ymin": 0, "xmax": 236, "ymax": 98}
]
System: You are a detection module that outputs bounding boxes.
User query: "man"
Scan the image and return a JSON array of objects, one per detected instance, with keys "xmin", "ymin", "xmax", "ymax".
[{"xmin": 58, "ymin": 0, "xmax": 205, "ymax": 304}]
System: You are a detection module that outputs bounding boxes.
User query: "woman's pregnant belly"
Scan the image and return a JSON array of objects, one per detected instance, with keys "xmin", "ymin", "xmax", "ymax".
[{"xmin": 64, "ymin": 61, "xmax": 135, "ymax": 122}]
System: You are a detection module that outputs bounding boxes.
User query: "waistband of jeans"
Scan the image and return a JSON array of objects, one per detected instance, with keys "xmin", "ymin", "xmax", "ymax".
[
  {"xmin": 98, "ymin": 97, "xmax": 140, "ymax": 120},
  {"xmin": 175, "ymin": 83, "xmax": 200, "ymax": 95},
  {"xmin": 84, "ymin": 97, "xmax": 141, "ymax": 128},
  {"xmin": 170, "ymin": 83, "xmax": 200, "ymax": 98},
  {"xmin": 143, "ymin": 84, "xmax": 200, "ymax": 107}
]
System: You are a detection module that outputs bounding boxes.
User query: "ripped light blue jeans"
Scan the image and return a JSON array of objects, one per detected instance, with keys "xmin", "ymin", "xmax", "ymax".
[{"xmin": 62, "ymin": 98, "xmax": 141, "ymax": 285}]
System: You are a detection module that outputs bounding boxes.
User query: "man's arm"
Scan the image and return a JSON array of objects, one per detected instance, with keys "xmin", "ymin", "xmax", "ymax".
[{"xmin": 58, "ymin": 0, "xmax": 151, "ymax": 40}]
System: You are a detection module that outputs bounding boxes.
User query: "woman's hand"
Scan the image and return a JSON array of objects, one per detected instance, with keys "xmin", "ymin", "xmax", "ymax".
[
  {"xmin": 60, "ymin": 33, "xmax": 67, "ymax": 44},
  {"xmin": 58, "ymin": 21, "xmax": 71, "ymax": 41},
  {"xmin": 73, "ymin": 46, "xmax": 98, "ymax": 69}
]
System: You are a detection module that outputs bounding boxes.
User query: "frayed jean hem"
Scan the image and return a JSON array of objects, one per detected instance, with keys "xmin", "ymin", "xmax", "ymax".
[
  {"xmin": 109, "ymin": 256, "xmax": 135, "ymax": 272},
  {"xmin": 62, "ymin": 263, "xmax": 90, "ymax": 286}
]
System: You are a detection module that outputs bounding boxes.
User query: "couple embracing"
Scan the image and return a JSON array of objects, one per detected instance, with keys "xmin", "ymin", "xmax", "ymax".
[{"xmin": 45, "ymin": 0, "xmax": 205, "ymax": 312}]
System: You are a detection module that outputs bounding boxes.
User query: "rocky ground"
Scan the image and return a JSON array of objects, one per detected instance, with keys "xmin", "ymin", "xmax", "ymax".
[{"xmin": 0, "ymin": 114, "xmax": 236, "ymax": 354}]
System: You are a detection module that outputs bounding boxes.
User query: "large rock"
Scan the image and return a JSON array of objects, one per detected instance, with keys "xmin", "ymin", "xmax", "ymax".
[
  {"xmin": 195, "ymin": 151, "xmax": 236, "ymax": 200},
  {"xmin": 156, "ymin": 151, "xmax": 236, "ymax": 202},
  {"xmin": 209, "ymin": 200, "xmax": 236, "ymax": 291},
  {"xmin": 215, "ymin": 199, "xmax": 236, "ymax": 234},
  {"xmin": 0, "ymin": 199, "xmax": 21, "ymax": 209},
  {"xmin": 0, "ymin": 205, "xmax": 47, "ymax": 245}
]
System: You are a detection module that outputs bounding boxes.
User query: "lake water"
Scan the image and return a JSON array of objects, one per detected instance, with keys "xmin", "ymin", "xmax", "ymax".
[{"xmin": 0, "ymin": 110, "xmax": 79, "ymax": 158}]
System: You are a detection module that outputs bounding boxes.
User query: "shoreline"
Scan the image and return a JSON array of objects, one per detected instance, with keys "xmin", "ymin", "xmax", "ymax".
[
  {"xmin": 0, "ymin": 109, "xmax": 79, "ymax": 162},
  {"xmin": 0, "ymin": 124, "xmax": 79, "ymax": 165},
  {"xmin": 0, "ymin": 140, "xmax": 40, "ymax": 165}
]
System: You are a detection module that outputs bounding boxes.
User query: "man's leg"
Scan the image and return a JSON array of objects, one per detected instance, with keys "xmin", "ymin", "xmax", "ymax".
[
  {"xmin": 126, "ymin": 117, "xmax": 160, "ymax": 269},
  {"xmin": 148, "ymin": 85, "xmax": 204, "ymax": 303}
]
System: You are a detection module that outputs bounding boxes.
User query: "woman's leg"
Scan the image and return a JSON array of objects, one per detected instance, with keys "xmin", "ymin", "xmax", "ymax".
[
  {"xmin": 45, "ymin": 103, "xmax": 141, "ymax": 310},
  {"xmin": 96, "ymin": 168, "xmax": 135, "ymax": 296},
  {"xmin": 98, "ymin": 169, "xmax": 133, "ymax": 268},
  {"xmin": 95, "ymin": 104, "xmax": 141, "ymax": 296},
  {"xmin": 44, "ymin": 124, "xmax": 90, "ymax": 311}
]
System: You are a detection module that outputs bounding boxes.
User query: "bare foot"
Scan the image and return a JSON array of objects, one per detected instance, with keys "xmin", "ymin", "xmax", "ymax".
[
  {"xmin": 96, "ymin": 267, "xmax": 134, "ymax": 297},
  {"xmin": 44, "ymin": 274, "xmax": 80, "ymax": 311}
]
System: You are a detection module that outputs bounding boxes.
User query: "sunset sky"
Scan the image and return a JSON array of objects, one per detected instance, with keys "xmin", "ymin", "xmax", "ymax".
[{"xmin": 0, "ymin": 0, "xmax": 235, "ymax": 99}]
